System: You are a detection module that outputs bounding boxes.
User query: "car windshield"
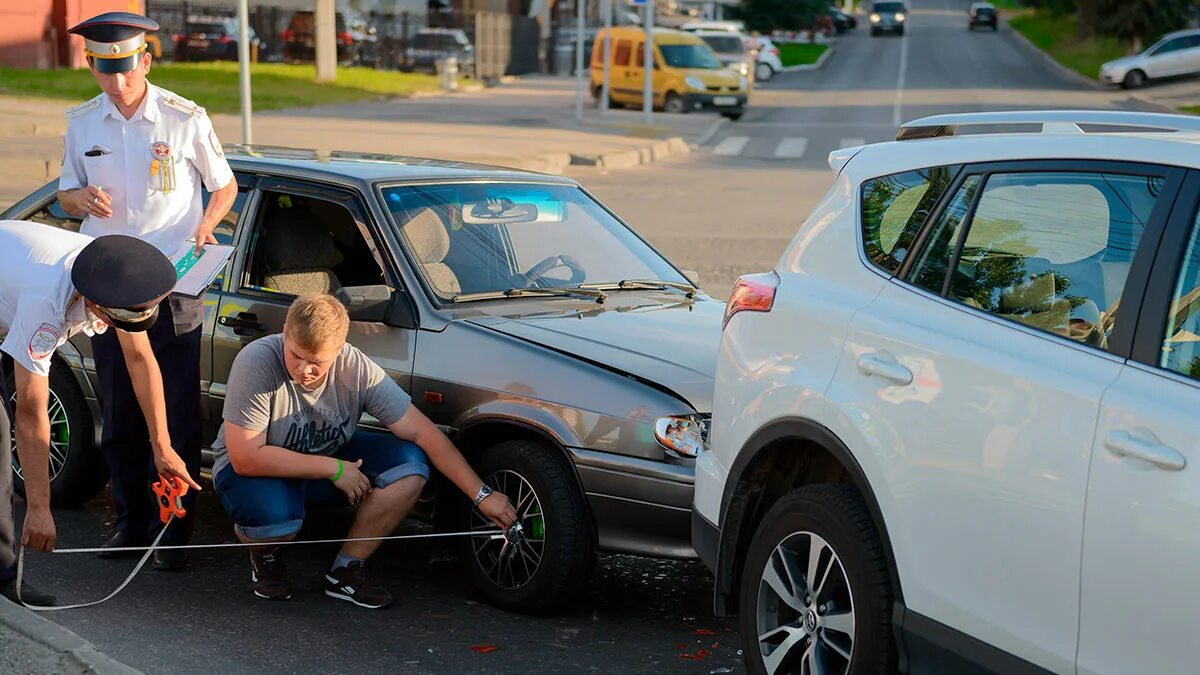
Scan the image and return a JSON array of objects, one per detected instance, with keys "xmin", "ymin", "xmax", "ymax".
[
  {"xmin": 187, "ymin": 21, "xmax": 227, "ymax": 34},
  {"xmin": 975, "ymin": 6, "xmax": 995, "ymax": 13},
  {"xmin": 659, "ymin": 44, "xmax": 722, "ymax": 69},
  {"xmin": 700, "ymin": 36, "xmax": 744, "ymax": 53},
  {"xmin": 874, "ymin": 2, "xmax": 905, "ymax": 12},
  {"xmin": 383, "ymin": 183, "xmax": 687, "ymax": 301},
  {"xmin": 413, "ymin": 34, "xmax": 464, "ymax": 49}
]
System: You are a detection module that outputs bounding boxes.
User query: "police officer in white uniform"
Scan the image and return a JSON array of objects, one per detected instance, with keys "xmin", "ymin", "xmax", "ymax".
[
  {"xmin": 0, "ymin": 221, "xmax": 201, "ymax": 607},
  {"xmin": 55, "ymin": 12, "xmax": 236, "ymax": 570}
]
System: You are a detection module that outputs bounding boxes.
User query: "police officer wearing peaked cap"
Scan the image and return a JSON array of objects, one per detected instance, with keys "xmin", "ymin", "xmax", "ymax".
[
  {"xmin": 0, "ymin": 222, "xmax": 202, "ymax": 607},
  {"xmin": 56, "ymin": 11, "xmax": 237, "ymax": 570}
]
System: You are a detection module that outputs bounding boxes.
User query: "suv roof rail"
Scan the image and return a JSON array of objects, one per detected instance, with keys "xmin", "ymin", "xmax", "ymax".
[{"xmin": 896, "ymin": 110, "xmax": 1200, "ymax": 141}]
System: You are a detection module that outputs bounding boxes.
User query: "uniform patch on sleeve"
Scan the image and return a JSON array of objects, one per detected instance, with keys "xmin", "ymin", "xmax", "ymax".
[
  {"xmin": 28, "ymin": 323, "xmax": 62, "ymax": 361},
  {"xmin": 209, "ymin": 128, "xmax": 225, "ymax": 158}
]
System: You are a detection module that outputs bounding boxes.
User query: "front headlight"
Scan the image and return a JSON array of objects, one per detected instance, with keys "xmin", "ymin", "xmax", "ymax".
[
  {"xmin": 737, "ymin": 61, "xmax": 750, "ymax": 77},
  {"xmin": 655, "ymin": 415, "xmax": 710, "ymax": 458},
  {"xmin": 895, "ymin": 12, "xmax": 906, "ymax": 21},
  {"xmin": 685, "ymin": 76, "xmax": 706, "ymax": 91},
  {"xmin": 869, "ymin": 12, "xmax": 881, "ymax": 22}
]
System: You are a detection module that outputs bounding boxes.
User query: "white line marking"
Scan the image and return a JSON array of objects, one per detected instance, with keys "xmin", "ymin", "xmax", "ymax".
[
  {"xmin": 840, "ymin": 138, "xmax": 866, "ymax": 148},
  {"xmin": 714, "ymin": 136, "xmax": 751, "ymax": 156},
  {"xmin": 773, "ymin": 138, "xmax": 809, "ymax": 158},
  {"xmin": 893, "ymin": 30, "xmax": 909, "ymax": 127}
]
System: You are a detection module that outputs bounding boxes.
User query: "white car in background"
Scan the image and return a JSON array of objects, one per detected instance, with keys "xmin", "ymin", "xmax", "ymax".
[
  {"xmin": 746, "ymin": 36, "xmax": 784, "ymax": 82},
  {"xmin": 694, "ymin": 110, "xmax": 1200, "ymax": 674},
  {"xmin": 1100, "ymin": 28, "xmax": 1200, "ymax": 88},
  {"xmin": 680, "ymin": 19, "xmax": 745, "ymax": 33}
]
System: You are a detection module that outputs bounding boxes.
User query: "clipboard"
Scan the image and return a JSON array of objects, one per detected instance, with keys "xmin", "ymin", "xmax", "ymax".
[{"xmin": 170, "ymin": 240, "xmax": 235, "ymax": 298}]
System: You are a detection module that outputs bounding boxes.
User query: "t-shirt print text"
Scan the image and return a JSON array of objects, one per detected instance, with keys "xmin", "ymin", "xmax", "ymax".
[{"xmin": 283, "ymin": 414, "xmax": 352, "ymax": 454}]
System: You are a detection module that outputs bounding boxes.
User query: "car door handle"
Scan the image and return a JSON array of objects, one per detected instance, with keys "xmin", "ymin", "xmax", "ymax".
[
  {"xmin": 856, "ymin": 353, "xmax": 913, "ymax": 385},
  {"xmin": 1103, "ymin": 430, "xmax": 1186, "ymax": 471},
  {"xmin": 218, "ymin": 312, "xmax": 267, "ymax": 335}
]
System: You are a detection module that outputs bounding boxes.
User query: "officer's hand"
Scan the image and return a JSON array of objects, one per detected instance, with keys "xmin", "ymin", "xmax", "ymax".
[
  {"xmin": 478, "ymin": 492, "xmax": 518, "ymax": 530},
  {"xmin": 21, "ymin": 507, "xmax": 55, "ymax": 553},
  {"xmin": 153, "ymin": 447, "xmax": 202, "ymax": 492},
  {"xmin": 193, "ymin": 223, "xmax": 218, "ymax": 254},
  {"xmin": 78, "ymin": 185, "xmax": 112, "ymax": 219},
  {"xmin": 333, "ymin": 459, "xmax": 371, "ymax": 506}
]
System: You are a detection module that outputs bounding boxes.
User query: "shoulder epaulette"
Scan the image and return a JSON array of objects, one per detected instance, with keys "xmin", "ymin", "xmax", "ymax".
[
  {"xmin": 162, "ymin": 95, "xmax": 206, "ymax": 119},
  {"xmin": 65, "ymin": 95, "xmax": 103, "ymax": 119}
]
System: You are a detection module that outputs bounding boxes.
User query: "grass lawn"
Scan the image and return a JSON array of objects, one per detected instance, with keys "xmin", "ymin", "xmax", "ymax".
[
  {"xmin": 1008, "ymin": 11, "xmax": 1127, "ymax": 80},
  {"xmin": 776, "ymin": 43, "xmax": 829, "ymax": 69},
  {"xmin": 0, "ymin": 62, "xmax": 443, "ymax": 114}
]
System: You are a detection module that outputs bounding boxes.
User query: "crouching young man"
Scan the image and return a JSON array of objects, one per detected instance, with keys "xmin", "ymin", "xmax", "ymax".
[{"xmin": 212, "ymin": 293, "xmax": 516, "ymax": 608}]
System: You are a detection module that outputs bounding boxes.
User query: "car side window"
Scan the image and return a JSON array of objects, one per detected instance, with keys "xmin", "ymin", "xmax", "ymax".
[
  {"xmin": 908, "ymin": 175, "xmax": 981, "ymax": 293},
  {"xmin": 28, "ymin": 196, "xmax": 83, "ymax": 232},
  {"xmin": 860, "ymin": 165, "xmax": 957, "ymax": 274},
  {"xmin": 910, "ymin": 171, "xmax": 1165, "ymax": 352},
  {"xmin": 1160, "ymin": 209, "xmax": 1200, "ymax": 379},
  {"xmin": 243, "ymin": 190, "xmax": 387, "ymax": 298},
  {"xmin": 1153, "ymin": 38, "xmax": 1186, "ymax": 55},
  {"xmin": 614, "ymin": 40, "xmax": 632, "ymax": 66},
  {"xmin": 201, "ymin": 187, "xmax": 249, "ymax": 287}
]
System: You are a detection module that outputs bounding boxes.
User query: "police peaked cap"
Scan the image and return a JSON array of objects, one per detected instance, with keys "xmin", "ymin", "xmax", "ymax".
[
  {"xmin": 72, "ymin": 235, "xmax": 176, "ymax": 332},
  {"xmin": 69, "ymin": 12, "xmax": 159, "ymax": 74}
]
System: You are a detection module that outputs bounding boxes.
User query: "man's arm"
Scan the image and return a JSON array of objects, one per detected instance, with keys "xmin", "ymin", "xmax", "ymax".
[
  {"xmin": 224, "ymin": 422, "xmax": 340, "ymax": 479},
  {"xmin": 56, "ymin": 186, "xmax": 113, "ymax": 219},
  {"xmin": 12, "ymin": 364, "xmax": 56, "ymax": 551},
  {"xmin": 193, "ymin": 180, "xmax": 237, "ymax": 252},
  {"xmin": 115, "ymin": 329, "xmax": 201, "ymax": 491}
]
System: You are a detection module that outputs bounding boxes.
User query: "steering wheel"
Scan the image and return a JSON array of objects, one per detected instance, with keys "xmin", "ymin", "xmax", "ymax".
[{"xmin": 523, "ymin": 255, "xmax": 586, "ymax": 288}]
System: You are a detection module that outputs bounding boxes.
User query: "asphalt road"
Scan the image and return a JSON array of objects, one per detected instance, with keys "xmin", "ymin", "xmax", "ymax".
[{"xmin": 12, "ymin": 3, "xmax": 1167, "ymax": 674}]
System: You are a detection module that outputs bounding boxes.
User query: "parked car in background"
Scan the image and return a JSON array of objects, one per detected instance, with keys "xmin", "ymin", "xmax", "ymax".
[
  {"xmin": 968, "ymin": 1, "xmax": 998, "ymax": 30},
  {"xmin": 870, "ymin": 0, "xmax": 907, "ymax": 35},
  {"xmin": 829, "ymin": 5, "xmax": 857, "ymax": 33},
  {"xmin": 2, "ymin": 147, "xmax": 724, "ymax": 615},
  {"xmin": 401, "ymin": 28, "xmax": 474, "ymax": 78},
  {"xmin": 694, "ymin": 30, "xmax": 753, "ymax": 83},
  {"xmin": 680, "ymin": 20, "xmax": 745, "ymax": 33},
  {"xmin": 282, "ymin": 9, "xmax": 378, "ymax": 66},
  {"xmin": 172, "ymin": 16, "xmax": 258, "ymax": 62},
  {"xmin": 591, "ymin": 26, "xmax": 748, "ymax": 119},
  {"xmin": 745, "ymin": 35, "xmax": 784, "ymax": 82},
  {"xmin": 1100, "ymin": 28, "xmax": 1200, "ymax": 89},
  {"xmin": 695, "ymin": 109, "xmax": 1200, "ymax": 674}
]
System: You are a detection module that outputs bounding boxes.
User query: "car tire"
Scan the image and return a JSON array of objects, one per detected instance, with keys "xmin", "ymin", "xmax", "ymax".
[
  {"xmin": 722, "ymin": 111, "xmax": 744, "ymax": 121},
  {"xmin": 755, "ymin": 62, "xmax": 775, "ymax": 82},
  {"xmin": 1122, "ymin": 69, "xmax": 1147, "ymax": 89},
  {"xmin": 738, "ymin": 485, "xmax": 895, "ymax": 675},
  {"xmin": 457, "ymin": 439, "xmax": 596, "ymax": 614},
  {"xmin": 8, "ymin": 362, "xmax": 106, "ymax": 507},
  {"xmin": 870, "ymin": 28, "xmax": 880, "ymax": 36},
  {"xmin": 664, "ymin": 92, "xmax": 687, "ymax": 114},
  {"xmin": 897, "ymin": 26, "xmax": 905, "ymax": 36}
]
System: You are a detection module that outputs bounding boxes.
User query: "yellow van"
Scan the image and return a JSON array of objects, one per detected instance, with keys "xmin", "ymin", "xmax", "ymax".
[{"xmin": 590, "ymin": 27, "xmax": 748, "ymax": 120}]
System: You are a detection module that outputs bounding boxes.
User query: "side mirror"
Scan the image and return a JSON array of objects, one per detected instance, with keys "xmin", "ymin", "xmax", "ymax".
[
  {"xmin": 335, "ymin": 284, "xmax": 419, "ymax": 328},
  {"xmin": 682, "ymin": 269, "xmax": 702, "ymax": 286}
]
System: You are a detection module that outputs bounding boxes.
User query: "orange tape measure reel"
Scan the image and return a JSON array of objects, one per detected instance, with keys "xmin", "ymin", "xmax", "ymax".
[{"xmin": 151, "ymin": 476, "xmax": 188, "ymax": 524}]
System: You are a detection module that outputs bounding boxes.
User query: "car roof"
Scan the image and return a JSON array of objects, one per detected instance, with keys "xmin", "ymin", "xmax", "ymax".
[
  {"xmin": 1160, "ymin": 28, "xmax": 1200, "ymax": 41},
  {"xmin": 222, "ymin": 146, "xmax": 578, "ymax": 187},
  {"xmin": 601, "ymin": 26, "xmax": 704, "ymax": 45},
  {"xmin": 693, "ymin": 30, "xmax": 745, "ymax": 37}
]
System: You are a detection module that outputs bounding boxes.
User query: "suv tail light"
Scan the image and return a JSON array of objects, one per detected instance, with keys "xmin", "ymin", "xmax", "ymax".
[
  {"xmin": 281, "ymin": 29, "xmax": 294, "ymax": 42},
  {"xmin": 770, "ymin": 47, "xmax": 780, "ymax": 56},
  {"xmin": 338, "ymin": 31, "xmax": 353, "ymax": 45},
  {"xmin": 217, "ymin": 36, "xmax": 233, "ymax": 45},
  {"xmin": 172, "ymin": 33, "xmax": 184, "ymax": 43},
  {"xmin": 724, "ymin": 272, "xmax": 778, "ymax": 328}
]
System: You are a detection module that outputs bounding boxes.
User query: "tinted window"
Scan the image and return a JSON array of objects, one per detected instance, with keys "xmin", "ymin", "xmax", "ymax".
[
  {"xmin": 1160, "ymin": 210, "xmax": 1200, "ymax": 379},
  {"xmin": 1153, "ymin": 38, "xmax": 1188, "ymax": 55},
  {"xmin": 909, "ymin": 175, "xmax": 981, "ymax": 293},
  {"xmin": 700, "ymin": 36, "xmax": 744, "ymax": 53},
  {"xmin": 873, "ymin": 2, "xmax": 905, "ymax": 12},
  {"xmin": 614, "ymin": 40, "xmax": 632, "ymax": 67},
  {"xmin": 202, "ymin": 186, "xmax": 250, "ymax": 287},
  {"xmin": 860, "ymin": 166, "xmax": 957, "ymax": 274},
  {"xmin": 659, "ymin": 45, "xmax": 722, "ymax": 69},
  {"xmin": 912, "ymin": 171, "xmax": 1165, "ymax": 351}
]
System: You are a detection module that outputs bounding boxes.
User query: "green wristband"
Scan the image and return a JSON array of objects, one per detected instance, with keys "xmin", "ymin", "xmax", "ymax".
[{"xmin": 330, "ymin": 459, "xmax": 344, "ymax": 482}]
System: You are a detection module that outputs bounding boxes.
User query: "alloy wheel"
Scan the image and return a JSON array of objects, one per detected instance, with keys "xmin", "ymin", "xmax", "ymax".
[
  {"xmin": 756, "ymin": 531, "xmax": 855, "ymax": 674},
  {"xmin": 9, "ymin": 389, "xmax": 71, "ymax": 481},
  {"xmin": 470, "ymin": 468, "xmax": 547, "ymax": 590}
]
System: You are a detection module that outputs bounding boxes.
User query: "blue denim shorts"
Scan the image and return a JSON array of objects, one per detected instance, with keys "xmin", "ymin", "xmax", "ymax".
[{"xmin": 214, "ymin": 431, "xmax": 430, "ymax": 539}]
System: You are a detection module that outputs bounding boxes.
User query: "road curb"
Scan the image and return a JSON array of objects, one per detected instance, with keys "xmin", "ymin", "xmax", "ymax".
[
  {"xmin": 567, "ymin": 135, "xmax": 690, "ymax": 170},
  {"xmin": 0, "ymin": 598, "xmax": 142, "ymax": 674},
  {"xmin": 780, "ymin": 43, "xmax": 836, "ymax": 73},
  {"xmin": 1004, "ymin": 26, "xmax": 1104, "ymax": 91}
]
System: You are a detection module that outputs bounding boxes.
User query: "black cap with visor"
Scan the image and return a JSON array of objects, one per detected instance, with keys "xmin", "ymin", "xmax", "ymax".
[
  {"xmin": 68, "ymin": 12, "xmax": 160, "ymax": 74},
  {"xmin": 71, "ymin": 235, "xmax": 176, "ymax": 332}
]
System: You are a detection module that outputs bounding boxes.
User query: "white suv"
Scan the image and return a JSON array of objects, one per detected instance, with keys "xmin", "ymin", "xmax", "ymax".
[{"xmin": 693, "ymin": 111, "xmax": 1200, "ymax": 675}]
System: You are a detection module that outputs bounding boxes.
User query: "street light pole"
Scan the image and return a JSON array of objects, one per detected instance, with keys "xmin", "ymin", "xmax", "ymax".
[
  {"xmin": 600, "ymin": 0, "xmax": 611, "ymax": 113},
  {"xmin": 642, "ymin": 0, "xmax": 652, "ymax": 125},
  {"xmin": 237, "ymin": 0, "xmax": 252, "ymax": 144},
  {"xmin": 575, "ymin": 0, "xmax": 585, "ymax": 122}
]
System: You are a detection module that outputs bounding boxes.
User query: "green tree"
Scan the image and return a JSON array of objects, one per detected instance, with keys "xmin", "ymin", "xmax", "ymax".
[
  {"xmin": 731, "ymin": 0, "xmax": 827, "ymax": 34},
  {"xmin": 1096, "ymin": 0, "xmax": 1192, "ymax": 53}
]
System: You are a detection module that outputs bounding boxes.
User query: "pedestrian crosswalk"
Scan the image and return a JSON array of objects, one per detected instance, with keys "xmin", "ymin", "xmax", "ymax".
[{"xmin": 706, "ymin": 135, "xmax": 878, "ymax": 161}]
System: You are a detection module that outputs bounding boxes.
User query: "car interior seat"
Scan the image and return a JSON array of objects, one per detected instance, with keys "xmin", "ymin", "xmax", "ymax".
[{"xmin": 403, "ymin": 207, "xmax": 461, "ymax": 296}]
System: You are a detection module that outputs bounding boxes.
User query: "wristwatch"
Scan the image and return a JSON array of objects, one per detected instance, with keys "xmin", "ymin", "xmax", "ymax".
[{"xmin": 473, "ymin": 484, "xmax": 494, "ymax": 506}]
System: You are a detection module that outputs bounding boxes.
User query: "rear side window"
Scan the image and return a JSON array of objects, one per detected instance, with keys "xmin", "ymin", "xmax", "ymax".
[
  {"xmin": 614, "ymin": 40, "xmax": 632, "ymax": 66},
  {"xmin": 860, "ymin": 166, "xmax": 957, "ymax": 274}
]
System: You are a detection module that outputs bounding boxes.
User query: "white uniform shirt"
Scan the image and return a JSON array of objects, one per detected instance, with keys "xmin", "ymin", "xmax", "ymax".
[
  {"xmin": 59, "ymin": 83, "xmax": 234, "ymax": 256},
  {"xmin": 0, "ymin": 221, "xmax": 109, "ymax": 378}
]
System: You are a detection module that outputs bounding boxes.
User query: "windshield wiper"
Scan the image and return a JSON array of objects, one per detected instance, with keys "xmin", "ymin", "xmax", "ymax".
[
  {"xmin": 451, "ymin": 287, "xmax": 607, "ymax": 303},
  {"xmin": 580, "ymin": 279, "xmax": 698, "ymax": 299}
]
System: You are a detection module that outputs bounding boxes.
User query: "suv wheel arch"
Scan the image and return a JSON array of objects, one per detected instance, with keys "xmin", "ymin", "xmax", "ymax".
[{"xmin": 714, "ymin": 417, "xmax": 903, "ymax": 616}]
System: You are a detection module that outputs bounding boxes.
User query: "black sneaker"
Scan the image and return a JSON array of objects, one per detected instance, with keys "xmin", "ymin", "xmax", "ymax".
[
  {"xmin": 1, "ymin": 579, "xmax": 56, "ymax": 607},
  {"xmin": 325, "ymin": 560, "xmax": 392, "ymax": 609},
  {"xmin": 249, "ymin": 548, "xmax": 291, "ymax": 601},
  {"xmin": 97, "ymin": 530, "xmax": 147, "ymax": 559}
]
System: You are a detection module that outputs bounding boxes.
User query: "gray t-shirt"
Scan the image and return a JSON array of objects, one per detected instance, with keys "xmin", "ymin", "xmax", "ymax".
[{"xmin": 211, "ymin": 334, "xmax": 412, "ymax": 477}]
